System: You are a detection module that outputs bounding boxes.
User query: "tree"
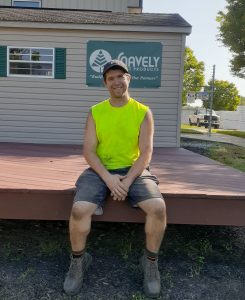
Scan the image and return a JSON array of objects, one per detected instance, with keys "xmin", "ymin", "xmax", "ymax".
[
  {"xmin": 217, "ymin": 0, "xmax": 245, "ymax": 78},
  {"xmin": 182, "ymin": 47, "xmax": 205, "ymax": 105},
  {"xmin": 204, "ymin": 80, "xmax": 240, "ymax": 111},
  {"xmin": 240, "ymin": 96, "xmax": 245, "ymax": 106}
]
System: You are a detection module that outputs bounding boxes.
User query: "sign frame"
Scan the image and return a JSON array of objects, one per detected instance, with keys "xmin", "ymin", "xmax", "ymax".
[{"xmin": 86, "ymin": 41, "xmax": 162, "ymax": 88}]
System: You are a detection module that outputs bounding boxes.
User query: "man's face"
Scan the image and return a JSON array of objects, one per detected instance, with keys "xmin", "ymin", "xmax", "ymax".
[{"xmin": 104, "ymin": 69, "xmax": 131, "ymax": 98}]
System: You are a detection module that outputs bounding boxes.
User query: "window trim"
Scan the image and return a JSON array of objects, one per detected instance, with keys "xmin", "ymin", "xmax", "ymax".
[
  {"xmin": 12, "ymin": 0, "xmax": 42, "ymax": 8},
  {"xmin": 7, "ymin": 46, "xmax": 55, "ymax": 78}
]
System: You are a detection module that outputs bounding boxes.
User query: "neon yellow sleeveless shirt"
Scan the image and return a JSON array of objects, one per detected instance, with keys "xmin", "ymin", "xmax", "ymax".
[{"xmin": 91, "ymin": 98, "xmax": 149, "ymax": 170}]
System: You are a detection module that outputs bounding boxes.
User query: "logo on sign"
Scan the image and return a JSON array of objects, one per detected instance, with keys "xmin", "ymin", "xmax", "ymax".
[
  {"xmin": 89, "ymin": 49, "xmax": 160, "ymax": 74},
  {"xmin": 118, "ymin": 52, "xmax": 160, "ymax": 71},
  {"xmin": 89, "ymin": 49, "xmax": 111, "ymax": 73}
]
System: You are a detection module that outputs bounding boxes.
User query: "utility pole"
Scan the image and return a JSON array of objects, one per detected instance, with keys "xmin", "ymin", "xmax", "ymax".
[{"xmin": 208, "ymin": 65, "xmax": 215, "ymax": 137}]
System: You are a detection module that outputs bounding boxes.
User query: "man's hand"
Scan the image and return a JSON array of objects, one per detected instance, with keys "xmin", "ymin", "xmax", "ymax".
[
  {"xmin": 120, "ymin": 177, "xmax": 132, "ymax": 193},
  {"xmin": 105, "ymin": 174, "xmax": 128, "ymax": 201},
  {"xmin": 110, "ymin": 176, "xmax": 133, "ymax": 201}
]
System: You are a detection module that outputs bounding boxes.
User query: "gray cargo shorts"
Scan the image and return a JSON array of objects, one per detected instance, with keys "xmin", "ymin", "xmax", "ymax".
[{"xmin": 74, "ymin": 167, "xmax": 163, "ymax": 207}]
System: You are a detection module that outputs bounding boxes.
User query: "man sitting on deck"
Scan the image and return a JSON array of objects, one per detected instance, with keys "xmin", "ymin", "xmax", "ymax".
[{"xmin": 63, "ymin": 60, "xmax": 167, "ymax": 298}]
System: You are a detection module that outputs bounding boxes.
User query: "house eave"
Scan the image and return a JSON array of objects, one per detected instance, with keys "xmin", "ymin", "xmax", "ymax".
[{"xmin": 0, "ymin": 21, "xmax": 192, "ymax": 35}]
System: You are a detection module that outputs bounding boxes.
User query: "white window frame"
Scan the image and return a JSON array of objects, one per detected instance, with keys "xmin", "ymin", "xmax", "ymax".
[
  {"xmin": 12, "ymin": 0, "xmax": 41, "ymax": 8},
  {"xmin": 7, "ymin": 46, "xmax": 54, "ymax": 78}
]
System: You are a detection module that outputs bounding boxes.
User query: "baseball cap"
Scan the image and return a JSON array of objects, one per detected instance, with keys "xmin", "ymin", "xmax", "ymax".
[{"xmin": 102, "ymin": 59, "xmax": 129, "ymax": 76}]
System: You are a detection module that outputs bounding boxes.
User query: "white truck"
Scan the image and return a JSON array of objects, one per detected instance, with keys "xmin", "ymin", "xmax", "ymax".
[{"xmin": 189, "ymin": 108, "xmax": 220, "ymax": 129}]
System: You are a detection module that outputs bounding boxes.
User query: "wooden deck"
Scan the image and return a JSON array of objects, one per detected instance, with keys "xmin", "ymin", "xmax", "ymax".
[{"xmin": 0, "ymin": 142, "xmax": 245, "ymax": 226}]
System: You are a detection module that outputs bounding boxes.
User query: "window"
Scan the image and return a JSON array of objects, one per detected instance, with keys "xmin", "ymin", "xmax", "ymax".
[
  {"xmin": 8, "ymin": 47, "xmax": 54, "ymax": 78},
  {"xmin": 12, "ymin": 0, "xmax": 41, "ymax": 8},
  {"xmin": 1, "ymin": 46, "xmax": 66, "ymax": 79}
]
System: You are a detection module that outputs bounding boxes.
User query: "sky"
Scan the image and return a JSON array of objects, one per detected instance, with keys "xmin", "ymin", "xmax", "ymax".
[{"xmin": 143, "ymin": 0, "xmax": 245, "ymax": 97}]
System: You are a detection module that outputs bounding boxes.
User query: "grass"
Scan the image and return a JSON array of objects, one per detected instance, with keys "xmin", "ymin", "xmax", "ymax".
[
  {"xmin": 208, "ymin": 143, "xmax": 245, "ymax": 172},
  {"xmin": 163, "ymin": 271, "xmax": 174, "ymax": 288},
  {"xmin": 181, "ymin": 124, "xmax": 205, "ymax": 134},
  {"xmin": 181, "ymin": 124, "xmax": 245, "ymax": 171},
  {"xmin": 131, "ymin": 293, "xmax": 147, "ymax": 300},
  {"xmin": 181, "ymin": 124, "xmax": 245, "ymax": 138},
  {"xmin": 181, "ymin": 138, "xmax": 245, "ymax": 172},
  {"xmin": 89, "ymin": 223, "xmax": 144, "ymax": 258},
  {"xmin": 18, "ymin": 268, "xmax": 35, "ymax": 281},
  {"xmin": 0, "ymin": 220, "xmax": 244, "ymax": 299},
  {"xmin": 38, "ymin": 239, "xmax": 63, "ymax": 256},
  {"xmin": 213, "ymin": 130, "xmax": 245, "ymax": 138}
]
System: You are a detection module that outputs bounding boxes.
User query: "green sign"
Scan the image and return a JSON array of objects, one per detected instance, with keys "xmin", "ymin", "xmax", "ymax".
[{"xmin": 86, "ymin": 41, "xmax": 162, "ymax": 88}]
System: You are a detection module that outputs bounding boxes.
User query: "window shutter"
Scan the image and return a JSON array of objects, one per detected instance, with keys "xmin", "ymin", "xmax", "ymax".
[
  {"xmin": 55, "ymin": 48, "xmax": 66, "ymax": 79},
  {"xmin": 0, "ymin": 46, "xmax": 7, "ymax": 77}
]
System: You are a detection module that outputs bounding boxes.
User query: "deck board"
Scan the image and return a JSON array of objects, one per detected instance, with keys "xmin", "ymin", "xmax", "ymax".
[{"xmin": 0, "ymin": 143, "xmax": 245, "ymax": 225}]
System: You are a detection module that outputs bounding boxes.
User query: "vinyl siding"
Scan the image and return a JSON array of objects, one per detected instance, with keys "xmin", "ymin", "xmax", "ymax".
[
  {"xmin": 0, "ymin": 0, "xmax": 11, "ymax": 5},
  {"xmin": 0, "ymin": 0, "xmax": 135, "ymax": 11},
  {"xmin": 42, "ymin": 0, "xmax": 128, "ymax": 12},
  {"xmin": 128, "ymin": 0, "xmax": 140, "ymax": 7},
  {"xmin": 0, "ymin": 28, "xmax": 184, "ymax": 146},
  {"xmin": 0, "ymin": 0, "xmax": 40, "ymax": 5}
]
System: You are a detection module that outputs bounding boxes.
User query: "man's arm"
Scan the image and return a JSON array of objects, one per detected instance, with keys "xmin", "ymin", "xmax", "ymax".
[
  {"xmin": 83, "ymin": 111, "xmax": 110, "ymax": 182},
  {"xmin": 120, "ymin": 109, "xmax": 154, "ymax": 191},
  {"xmin": 83, "ymin": 111, "xmax": 128, "ymax": 200}
]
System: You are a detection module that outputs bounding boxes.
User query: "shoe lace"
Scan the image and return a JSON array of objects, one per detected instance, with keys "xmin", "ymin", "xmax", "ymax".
[
  {"xmin": 145, "ymin": 259, "xmax": 158, "ymax": 279},
  {"xmin": 68, "ymin": 257, "xmax": 83, "ymax": 275}
]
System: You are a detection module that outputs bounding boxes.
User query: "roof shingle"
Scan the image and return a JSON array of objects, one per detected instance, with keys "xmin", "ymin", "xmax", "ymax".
[{"xmin": 0, "ymin": 7, "xmax": 191, "ymax": 28}]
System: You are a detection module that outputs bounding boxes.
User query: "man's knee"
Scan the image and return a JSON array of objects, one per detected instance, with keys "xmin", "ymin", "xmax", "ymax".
[
  {"xmin": 145, "ymin": 198, "xmax": 166, "ymax": 220},
  {"xmin": 71, "ymin": 202, "xmax": 96, "ymax": 221},
  {"xmin": 153, "ymin": 200, "xmax": 166, "ymax": 220}
]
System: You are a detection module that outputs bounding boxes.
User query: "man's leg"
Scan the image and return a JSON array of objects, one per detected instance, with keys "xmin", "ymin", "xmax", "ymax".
[
  {"xmin": 69, "ymin": 201, "xmax": 97, "ymax": 252},
  {"xmin": 63, "ymin": 201, "xmax": 97, "ymax": 296},
  {"xmin": 138, "ymin": 198, "xmax": 166, "ymax": 253},
  {"xmin": 63, "ymin": 167, "xmax": 108, "ymax": 295},
  {"xmin": 138, "ymin": 198, "xmax": 166, "ymax": 298},
  {"xmin": 128, "ymin": 169, "xmax": 166, "ymax": 253}
]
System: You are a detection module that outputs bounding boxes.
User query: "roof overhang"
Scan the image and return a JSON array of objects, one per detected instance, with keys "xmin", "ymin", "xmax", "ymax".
[{"xmin": 0, "ymin": 21, "xmax": 192, "ymax": 35}]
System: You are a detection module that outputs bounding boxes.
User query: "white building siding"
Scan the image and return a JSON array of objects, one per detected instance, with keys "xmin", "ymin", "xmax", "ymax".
[
  {"xmin": 0, "ymin": 0, "xmax": 136, "ymax": 11},
  {"xmin": 0, "ymin": 28, "xmax": 184, "ymax": 146},
  {"xmin": 128, "ymin": 0, "xmax": 140, "ymax": 7},
  {"xmin": 43, "ymin": 0, "xmax": 128, "ymax": 12},
  {"xmin": 0, "ymin": 0, "xmax": 41, "ymax": 5},
  {"xmin": 0, "ymin": 0, "xmax": 11, "ymax": 5}
]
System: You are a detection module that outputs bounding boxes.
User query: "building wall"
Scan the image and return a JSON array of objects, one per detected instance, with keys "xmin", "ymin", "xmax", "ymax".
[
  {"xmin": 0, "ymin": 27, "xmax": 184, "ymax": 146},
  {"xmin": 43, "ymin": 0, "xmax": 128, "ymax": 12},
  {"xmin": 128, "ymin": 0, "xmax": 141, "ymax": 7},
  {"xmin": 0, "ymin": 0, "xmax": 13, "ymax": 5},
  {"xmin": 0, "ymin": 0, "xmax": 136, "ymax": 12}
]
